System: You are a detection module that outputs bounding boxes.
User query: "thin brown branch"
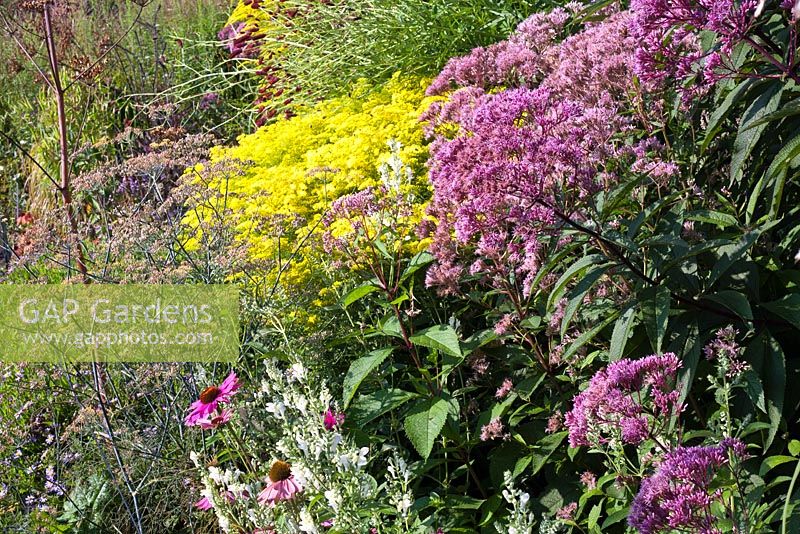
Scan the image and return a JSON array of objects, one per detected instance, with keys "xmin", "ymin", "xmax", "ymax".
[{"xmin": 43, "ymin": 3, "xmax": 89, "ymax": 280}]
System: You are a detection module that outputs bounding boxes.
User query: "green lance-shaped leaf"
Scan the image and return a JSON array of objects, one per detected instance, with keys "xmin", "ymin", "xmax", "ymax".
[
  {"xmin": 609, "ymin": 304, "xmax": 637, "ymax": 361},
  {"xmin": 761, "ymin": 294, "xmax": 800, "ymax": 328},
  {"xmin": 341, "ymin": 283, "xmax": 380, "ymax": 308},
  {"xmin": 641, "ymin": 285, "xmax": 670, "ymax": 353},
  {"xmin": 701, "ymin": 290, "xmax": 754, "ymax": 322},
  {"xmin": 349, "ymin": 388, "xmax": 419, "ymax": 426},
  {"xmin": 730, "ymin": 81, "xmax": 783, "ymax": 184},
  {"xmin": 342, "ymin": 347, "xmax": 393, "ymax": 409},
  {"xmin": 745, "ymin": 332, "xmax": 786, "ymax": 449}
]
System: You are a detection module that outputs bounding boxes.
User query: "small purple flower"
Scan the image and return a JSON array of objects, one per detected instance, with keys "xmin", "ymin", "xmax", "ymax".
[
  {"xmin": 704, "ymin": 326, "xmax": 749, "ymax": 378},
  {"xmin": 422, "ymin": 9, "xmax": 648, "ymax": 299},
  {"xmin": 546, "ymin": 411, "xmax": 564, "ymax": 434},
  {"xmin": 495, "ymin": 377, "xmax": 514, "ymax": 399},
  {"xmin": 565, "ymin": 353, "xmax": 683, "ymax": 447},
  {"xmin": 44, "ymin": 465, "xmax": 64, "ymax": 496},
  {"xmin": 480, "ymin": 417, "xmax": 509, "ymax": 441},
  {"xmin": 494, "ymin": 314, "xmax": 515, "ymax": 335},
  {"xmin": 630, "ymin": 0, "xmax": 760, "ymax": 97},
  {"xmin": 557, "ymin": 502, "xmax": 578, "ymax": 520},
  {"xmin": 199, "ymin": 92, "xmax": 220, "ymax": 110},
  {"xmin": 580, "ymin": 471, "xmax": 597, "ymax": 490},
  {"xmin": 629, "ymin": 439, "xmax": 747, "ymax": 533},
  {"xmin": 323, "ymin": 408, "xmax": 345, "ymax": 431}
]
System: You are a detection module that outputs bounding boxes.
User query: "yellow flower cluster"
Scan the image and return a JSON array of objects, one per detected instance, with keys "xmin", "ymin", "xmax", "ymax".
[
  {"xmin": 226, "ymin": 1, "xmax": 266, "ymax": 25},
  {"xmin": 191, "ymin": 74, "xmax": 435, "ymax": 299}
]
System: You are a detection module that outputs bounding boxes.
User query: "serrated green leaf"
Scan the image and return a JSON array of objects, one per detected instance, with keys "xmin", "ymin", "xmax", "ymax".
[
  {"xmin": 702, "ymin": 78, "xmax": 760, "ymax": 152},
  {"xmin": 400, "ymin": 251, "xmax": 434, "ymax": 281},
  {"xmin": 686, "ymin": 209, "xmax": 738, "ymax": 228},
  {"xmin": 739, "ymin": 421, "xmax": 773, "ymax": 437},
  {"xmin": 588, "ymin": 503, "xmax": 602, "ymax": 530},
  {"xmin": 444, "ymin": 495, "xmax": 485, "ymax": 510},
  {"xmin": 761, "ymin": 294, "xmax": 800, "ymax": 329},
  {"xmin": 761, "ymin": 133, "xmax": 800, "ymax": 221},
  {"xmin": 529, "ymin": 431, "xmax": 567, "ymax": 476},
  {"xmin": 462, "ymin": 328, "xmax": 497, "ymax": 356},
  {"xmin": 742, "ymin": 369, "xmax": 766, "ymax": 413},
  {"xmin": 349, "ymin": 388, "xmax": 418, "ymax": 425},
  {"xmin": 561, "ymin": 263, "xmax": 612, "ymax": 337},
  {"xmin": 741, "ymin": 95, "xmax": 800, "ymax": 131},
  {"xmin": 379, "ymin": 314, "xmax": 404, "ymax": 338},
  {"xmin": 404, "ymin": 396, "xmax": 450, "ymax": 459},
  {"xmin": 410, "ymin": 324, "xmax": 462, "ymax": 357},
  {"xmin": 626, "ymin": 193, "xmax": 683, "ymax": 240},
  {"xmin": 342, "ymin": 348, "xmax": 393, "ymax": 409},
  {"xmin": 746, "ymin": 332, "xmax": 786, "ymax": 448},
  {"xmin": 601, "ymin": 507, "xmax": 630, "ymax": 529},
  {"xmin": 707, "ymin": 229, "xmax": 761, "ymax": 288},
  {"xmin": 563, "ymin": 310, "xmax": 620, "ymax": 361},
  {"xmin": 601, "ymin": 174, "xmax": 648, "ymax": 216},
  {"xmin": 760, "ymin": 456, "xmax": 797, "ymax": 476}
]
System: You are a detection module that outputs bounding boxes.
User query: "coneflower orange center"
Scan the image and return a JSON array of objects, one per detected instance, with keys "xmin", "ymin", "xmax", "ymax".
[
  {"xmin": 269, "ymin": 460, "xmax": 292, "ymax": 483},
  {"xmin": 199, "ymin": 386, "xmax": 222, "ymax": 404}
]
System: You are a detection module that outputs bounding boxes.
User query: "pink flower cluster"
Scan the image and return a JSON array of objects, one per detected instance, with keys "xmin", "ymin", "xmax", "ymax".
[
  {"xmin": 630, "ymin": 0, "xmax": 759, "ymax": 97},
  {"xmin": 480, "ymin": 417, "xmax": 509, "ymax": 441},
  {"xmin": 423, "ymin": 85, "xmax": 622, "ymax": 296},
  {"xmin": 703, "ymin": 326, "xmax": 749, "ymax": 378},
  {"xmin": 322, "ymin": 186, "xmax": 413, "ymax": 259},
  {"xmin": 323, "ymin": 408, "xmax": 345, "ymax": 430},
  {"xmin": 565, "ymin": 353, "xmax": 683, "ymax": 447},
  {"xmin": 628, "ymin": 438, "xmax": 747, "ymax": 533},
  {"xmin": 421, "ymin": 9, "xmax": 646, "ymax": 297},
  {"xmin": 426, "ymin": 8, "xmax": 571, "ymax": 95}
]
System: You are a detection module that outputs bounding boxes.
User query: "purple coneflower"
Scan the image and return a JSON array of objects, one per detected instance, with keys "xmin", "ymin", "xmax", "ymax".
[
  {"xmin": 185, "ymin": 372, "xmax": 240, "ymax": 427},
  {"xmin": 194, "ymin": 496, "xmax": 213, "ymax": 510},
  {"xmin": 258, "ymin": 461, "xmax": 302, "ymax": 505},
  {"xmin": 196, "ymin": 408, "xmax": 233, "ymax": 430}
]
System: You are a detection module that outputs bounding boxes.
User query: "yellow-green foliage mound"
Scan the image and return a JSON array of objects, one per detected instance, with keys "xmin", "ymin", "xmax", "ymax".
[{"xmin": 192, "ymin": 74, "xmax": 435, "ymax": 300}]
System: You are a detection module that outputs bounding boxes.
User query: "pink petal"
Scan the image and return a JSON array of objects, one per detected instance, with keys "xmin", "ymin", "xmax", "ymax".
[{"xmin": 194, "ymin": 496, "xmax": 212, "ymax": 510}]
